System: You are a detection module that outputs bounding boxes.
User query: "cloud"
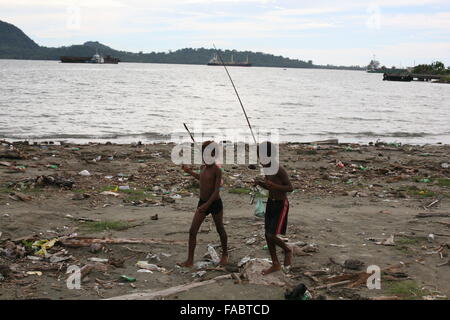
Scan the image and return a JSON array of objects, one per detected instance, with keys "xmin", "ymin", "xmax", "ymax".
[
  {"xmin": 262, "ymin": 41, "xmax": 450, "ymax": 66},
  {"xmin": 1, "ymin": 0, "xmax": 449, "ymax": 65}
]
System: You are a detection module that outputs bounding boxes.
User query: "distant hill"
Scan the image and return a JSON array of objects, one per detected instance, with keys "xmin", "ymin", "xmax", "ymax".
[
  {"xmin": 0, "ymin": 20, "xmax": 40, "ymax": 59},
  {"xmin": 0, "ymin": 20, "xmax": 363, "ymax": 70}
]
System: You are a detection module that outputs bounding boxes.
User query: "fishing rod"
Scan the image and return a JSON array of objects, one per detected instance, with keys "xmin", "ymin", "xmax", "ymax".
[
  {"xmin": 213, "ymin": 45, "xmax": 264, "ymax": 205},
  {"xmin": 183, "ymin": 122, "xmax": 196, "ymax": 143},
  {"xmin": 213, "ymin": 44, "xmax": 257, "ymax": 145}
]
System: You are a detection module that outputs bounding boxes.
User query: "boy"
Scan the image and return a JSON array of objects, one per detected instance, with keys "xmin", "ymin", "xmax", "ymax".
[
  {"xmin": 254, "ymin": 141, "xmax": 293, "ymax": 275},
  {"xmin": 178, "ymin": 141, "xmax": 228, "ymax": 267}
]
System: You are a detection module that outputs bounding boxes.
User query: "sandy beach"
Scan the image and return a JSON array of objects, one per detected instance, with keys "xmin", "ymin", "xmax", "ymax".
[{"xmin": 0, "ymin": 140, "xmax": 449, "ymax": 300}]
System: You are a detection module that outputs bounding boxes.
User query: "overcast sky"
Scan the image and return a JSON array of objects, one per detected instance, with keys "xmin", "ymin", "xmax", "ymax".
[{"xmin": 1, "ymin": 0, "xmax": 449, "ymax": 66}]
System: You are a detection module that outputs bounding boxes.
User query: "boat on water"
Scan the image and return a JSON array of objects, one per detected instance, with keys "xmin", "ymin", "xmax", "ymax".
[
  {"xmin": 366, "ymin": 57, "xmax": 406, "ymax": 74},
  {"xmin": 60, "ymin": 51, "xmax": 120, "ymax": 64},
  {"xmin": 207, "ymin": 53, "xmax": 251, "ymax": 67}
]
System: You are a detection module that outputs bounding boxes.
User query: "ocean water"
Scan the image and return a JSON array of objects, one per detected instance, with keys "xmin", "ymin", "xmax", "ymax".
[{"xmin": 1, "ymin": 59, "xmax": 449, "ymax": 144}]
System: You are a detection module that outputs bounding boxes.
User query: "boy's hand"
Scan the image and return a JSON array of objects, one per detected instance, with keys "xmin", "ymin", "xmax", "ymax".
[
  {"xmin": 265, "ymin": 180, "xmax": 276, "ymax": 189},
  {"xmin": 253, "ymin": 177, "xmax": 265, "ymax": 187},
  {"xmin": 181, "ymin": 165, "xmax": 191, "ymax": 173},
  {"xmin": 196, "ymin": 204, "xmax": 208, "ymax": 214}
]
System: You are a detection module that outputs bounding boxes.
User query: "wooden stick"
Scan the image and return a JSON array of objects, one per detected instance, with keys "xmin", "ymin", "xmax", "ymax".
[
  {"xmin": 313, "ymin": 280, "xmax": 352, "ymax": 290},
  {"xmin": 60, "ymin": 237, "xmax": 188, "ymax": 247},
  {"xmin": 213, "ymin": 44, "xmax": 256, "ymax": 145},
  {"xmin": 105, "ymin": 274, "xmax": 232, "ymax": 300},
  {"xmin": 183, "ymin": 123, "xmax": 196, "ymax": 143},
  {"xmin": 416, "ymin": 213, "xmax": 450, "ymax": 218}
]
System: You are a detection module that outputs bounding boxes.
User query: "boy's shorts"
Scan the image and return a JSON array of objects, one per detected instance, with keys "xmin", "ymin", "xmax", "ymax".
[
  {"xmin": 197, "ymin": 198, "xmax": 223, "ymax": 215},
  {"xmin": 265, "ymin": 198, "xmax": 289, "ymax": 235}
]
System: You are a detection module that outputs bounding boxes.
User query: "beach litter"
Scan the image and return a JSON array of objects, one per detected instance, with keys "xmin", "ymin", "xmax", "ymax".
[
  {"xmin": 78, "ymin": 170, "xmax": 91, "ymax": 176},
  {"xmin": 136, "ymin": 261, "xmax": 166, "ymax": 273},
  {"xmin": 240, "ymin": 258, "xmax": 290, "ymax": 286}
]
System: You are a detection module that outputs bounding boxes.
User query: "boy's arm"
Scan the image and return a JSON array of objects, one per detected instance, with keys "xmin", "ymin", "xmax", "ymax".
[
  {"xmin": 265, "ymin": 168, "xmax": 293, "ymax": 193},
  {"xmin": 182, "ymin": 165, "xmax": 200, "ymax": 180},
  {"xmin": 198, "ymin": 167, "xmax": 222, "ymax": 211}
]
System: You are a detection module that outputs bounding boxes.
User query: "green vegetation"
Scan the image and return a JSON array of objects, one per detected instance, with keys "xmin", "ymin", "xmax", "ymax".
[
  {"xmin": 83, "ymin": 220, "xmax": 131, "ymax": 232},
  {"xmin": 413, "ymin": 61, "xmax": 450, "ymax": 75},
  {"xmin": 396, "ymin": 236, "xmax": 426, "ymax": 245},
  {"xmin": 385, "ymin": 280, "xmax": 429, "ymax": 300},
  {"xmin": 438, "ymin": 75, "xmax": 450, "ymax": 83},
  {"xmin": 0, "ymin": 187, "xmax": 15, "ymax": 193},
  {"xmin": 0, "ymin": 20, "xmax": 363, "ymax": 70},
  {"xmin": 437, "ymin": 178, "xmax": 450, "ymax": 187},
  {"xmin": 406, "ymin": 186, "xmax": 436, "ymax": 197},
  {"xmin": 72, "ymin": 189, "xmax": 87, "ymax": 194},
  {"xmin": 228, "ymin": 187, "xmax": 252, "ymax": 194}
]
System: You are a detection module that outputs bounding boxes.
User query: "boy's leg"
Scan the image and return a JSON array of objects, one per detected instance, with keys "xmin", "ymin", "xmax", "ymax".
[
  {"xmin": 262, "ymin": 232, "xmax": 281, "ymax": 275},
  {"xmin": 212, "ymin": 210, "xmax": 228, "ymax": 265},
  {"xmin": 272, "ymin": 235, "xmax": 292, "ymax": 267},
  {"xmin": 177, "ymin": 210, "xmax": 206, "ymax": 267}
]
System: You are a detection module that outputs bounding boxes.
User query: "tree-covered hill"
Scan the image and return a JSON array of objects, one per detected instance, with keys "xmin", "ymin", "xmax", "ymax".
[{"xmin": 0, "ymin": 20, "xmax": 362, "ymax": 70}]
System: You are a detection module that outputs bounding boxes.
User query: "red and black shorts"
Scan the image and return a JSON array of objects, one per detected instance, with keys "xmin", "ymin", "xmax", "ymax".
[{"xmin": 265, "ymin": 198, "xmax": 289, "ymax": 235}]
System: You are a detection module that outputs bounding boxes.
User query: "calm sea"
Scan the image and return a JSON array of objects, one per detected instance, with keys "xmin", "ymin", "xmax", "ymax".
[{"xmin": 1, "ymin": 59, "xmax": 449, "ymax": 144}]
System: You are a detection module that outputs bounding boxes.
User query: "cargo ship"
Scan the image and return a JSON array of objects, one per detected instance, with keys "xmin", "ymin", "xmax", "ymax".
[
  {"xmin": 60, "ymin": 52, "xmax": 120, "ymax": 64},
  {"xmin": 207, "ymin": 54, "xmax": 251, "ymax": 67}
]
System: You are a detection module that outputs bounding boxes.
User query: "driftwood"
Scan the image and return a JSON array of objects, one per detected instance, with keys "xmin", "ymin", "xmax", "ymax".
[
  {"xmin": 105, "ymin": 274, "xmax": 232, "ymax": 300},
  {"xmin": 0, "ymin": 140, "xmax": 13, "ymax": 146},
  {"xmin": 8, "ymin": 192, "xmax": 32, "ymax": 202},
  {"xmin": 0, "ymin": 149, "xmax": 27, "ymax": 159},
  {"xmin": 60, "ymin": 237, "xmax": 187, "ymax": 247},
  {"xmin": 436, "ymin": 221, "xmax": 450, "ymax": 228},
  {"xmin": 425, "ymin": 199, "xmax": 441, "ymax": 209},
  {"xmin": 313, "ymin": 280, "xmax": 352, "ymax": 290},
  {"xmin": 416, "ymin": 213, "xmax": 450, "ymax": 218},
  {"xmin": 370, "ymin": 296, "xmax": 402, "ymax": 300}
]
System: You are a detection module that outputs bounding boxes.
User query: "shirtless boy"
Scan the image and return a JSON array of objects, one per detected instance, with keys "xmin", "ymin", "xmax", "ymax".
[
  {"xmin": 178, "ymin": 141, "xmax": 228, "ymax": 267},
  {"xmin": 255, "ymin": 141, "xmax": 293, "ymax": 275}
]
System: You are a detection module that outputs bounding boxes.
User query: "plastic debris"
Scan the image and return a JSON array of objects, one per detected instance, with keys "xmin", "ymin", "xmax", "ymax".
[
  {"xmin": 285, "ymin": 283, "xmax": 312, "ymax": 300},
  {"xmin": 136, "ymin": 261, "xmax": 166, "ymax": 272},
  {"xmin": 192, "ymin": 271, "xmax": 207, "ymax": 278},
  {"xmin": 137, "ymin": 269, "xmax": 153, "ymax": 273},
  {"xmin": 100, "ymin": 191, "xmax": 120, "ymax": 197},
  {"xmin": 88, "ymin": 257, "xmax": 108, "ymax": 263},
  {"xmin": 207, "ymin": 244, "xmax": 220, "ymax": 264},
  {"xmin": 237, "ymin": 256, "xmax": 251, "ymax": 267},
  {"xmin": 32, "ymin": 238, "xmax": 58, "ymax": 256},
  {"xmin": 78, "ymin": 170, "xmax": 91, "ymax": 176},
  {"xmin": 120, "ymin": 275, "xmax": 136, "ymax": 282},
  {"xmin": 194, "ymin": 261, "xmax": 214, "ymax": 270},
  {"xmin": 254, "ymin": 198, "xmax": 265, "ymax": 218}
]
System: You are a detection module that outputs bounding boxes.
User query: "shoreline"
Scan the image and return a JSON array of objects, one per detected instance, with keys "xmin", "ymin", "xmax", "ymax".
[{"xmin": 2, "ymin": 139, "xmax": 450, "ymax": 147}]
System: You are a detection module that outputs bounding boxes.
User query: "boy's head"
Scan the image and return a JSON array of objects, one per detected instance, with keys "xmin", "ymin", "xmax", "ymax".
[
  {"xmin": 202, "ymin": 140, "xmax": 218, "ymax": 166},
  {"xmin": 257, "ymin": 141, "xmax": 279, "ymax": 174}
]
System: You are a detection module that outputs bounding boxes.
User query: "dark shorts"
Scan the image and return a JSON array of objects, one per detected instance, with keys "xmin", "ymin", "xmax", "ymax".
[
  {"xmin": 265, "ymin": 198, "xmax": 289, "ymax": 235},
  {"xmin": 197, "ymin": 198, "xmax": 223, "ymax": 216}
]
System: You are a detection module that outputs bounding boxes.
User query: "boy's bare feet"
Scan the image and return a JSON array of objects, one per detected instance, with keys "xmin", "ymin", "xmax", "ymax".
[
  {"xmin": 177, "ymin": 261, "xmax": 193, "ymax": 268},
  {"xmin": 219, "ymin": 254, "xmax": 228, "ymax": 266},
  {"xmin": 262, "ymin": 263, "xmax": 281, "ymax": 275},
  {"xmin": 284, "ymin": 248, "xmax": 293, "ymax": 267}
]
